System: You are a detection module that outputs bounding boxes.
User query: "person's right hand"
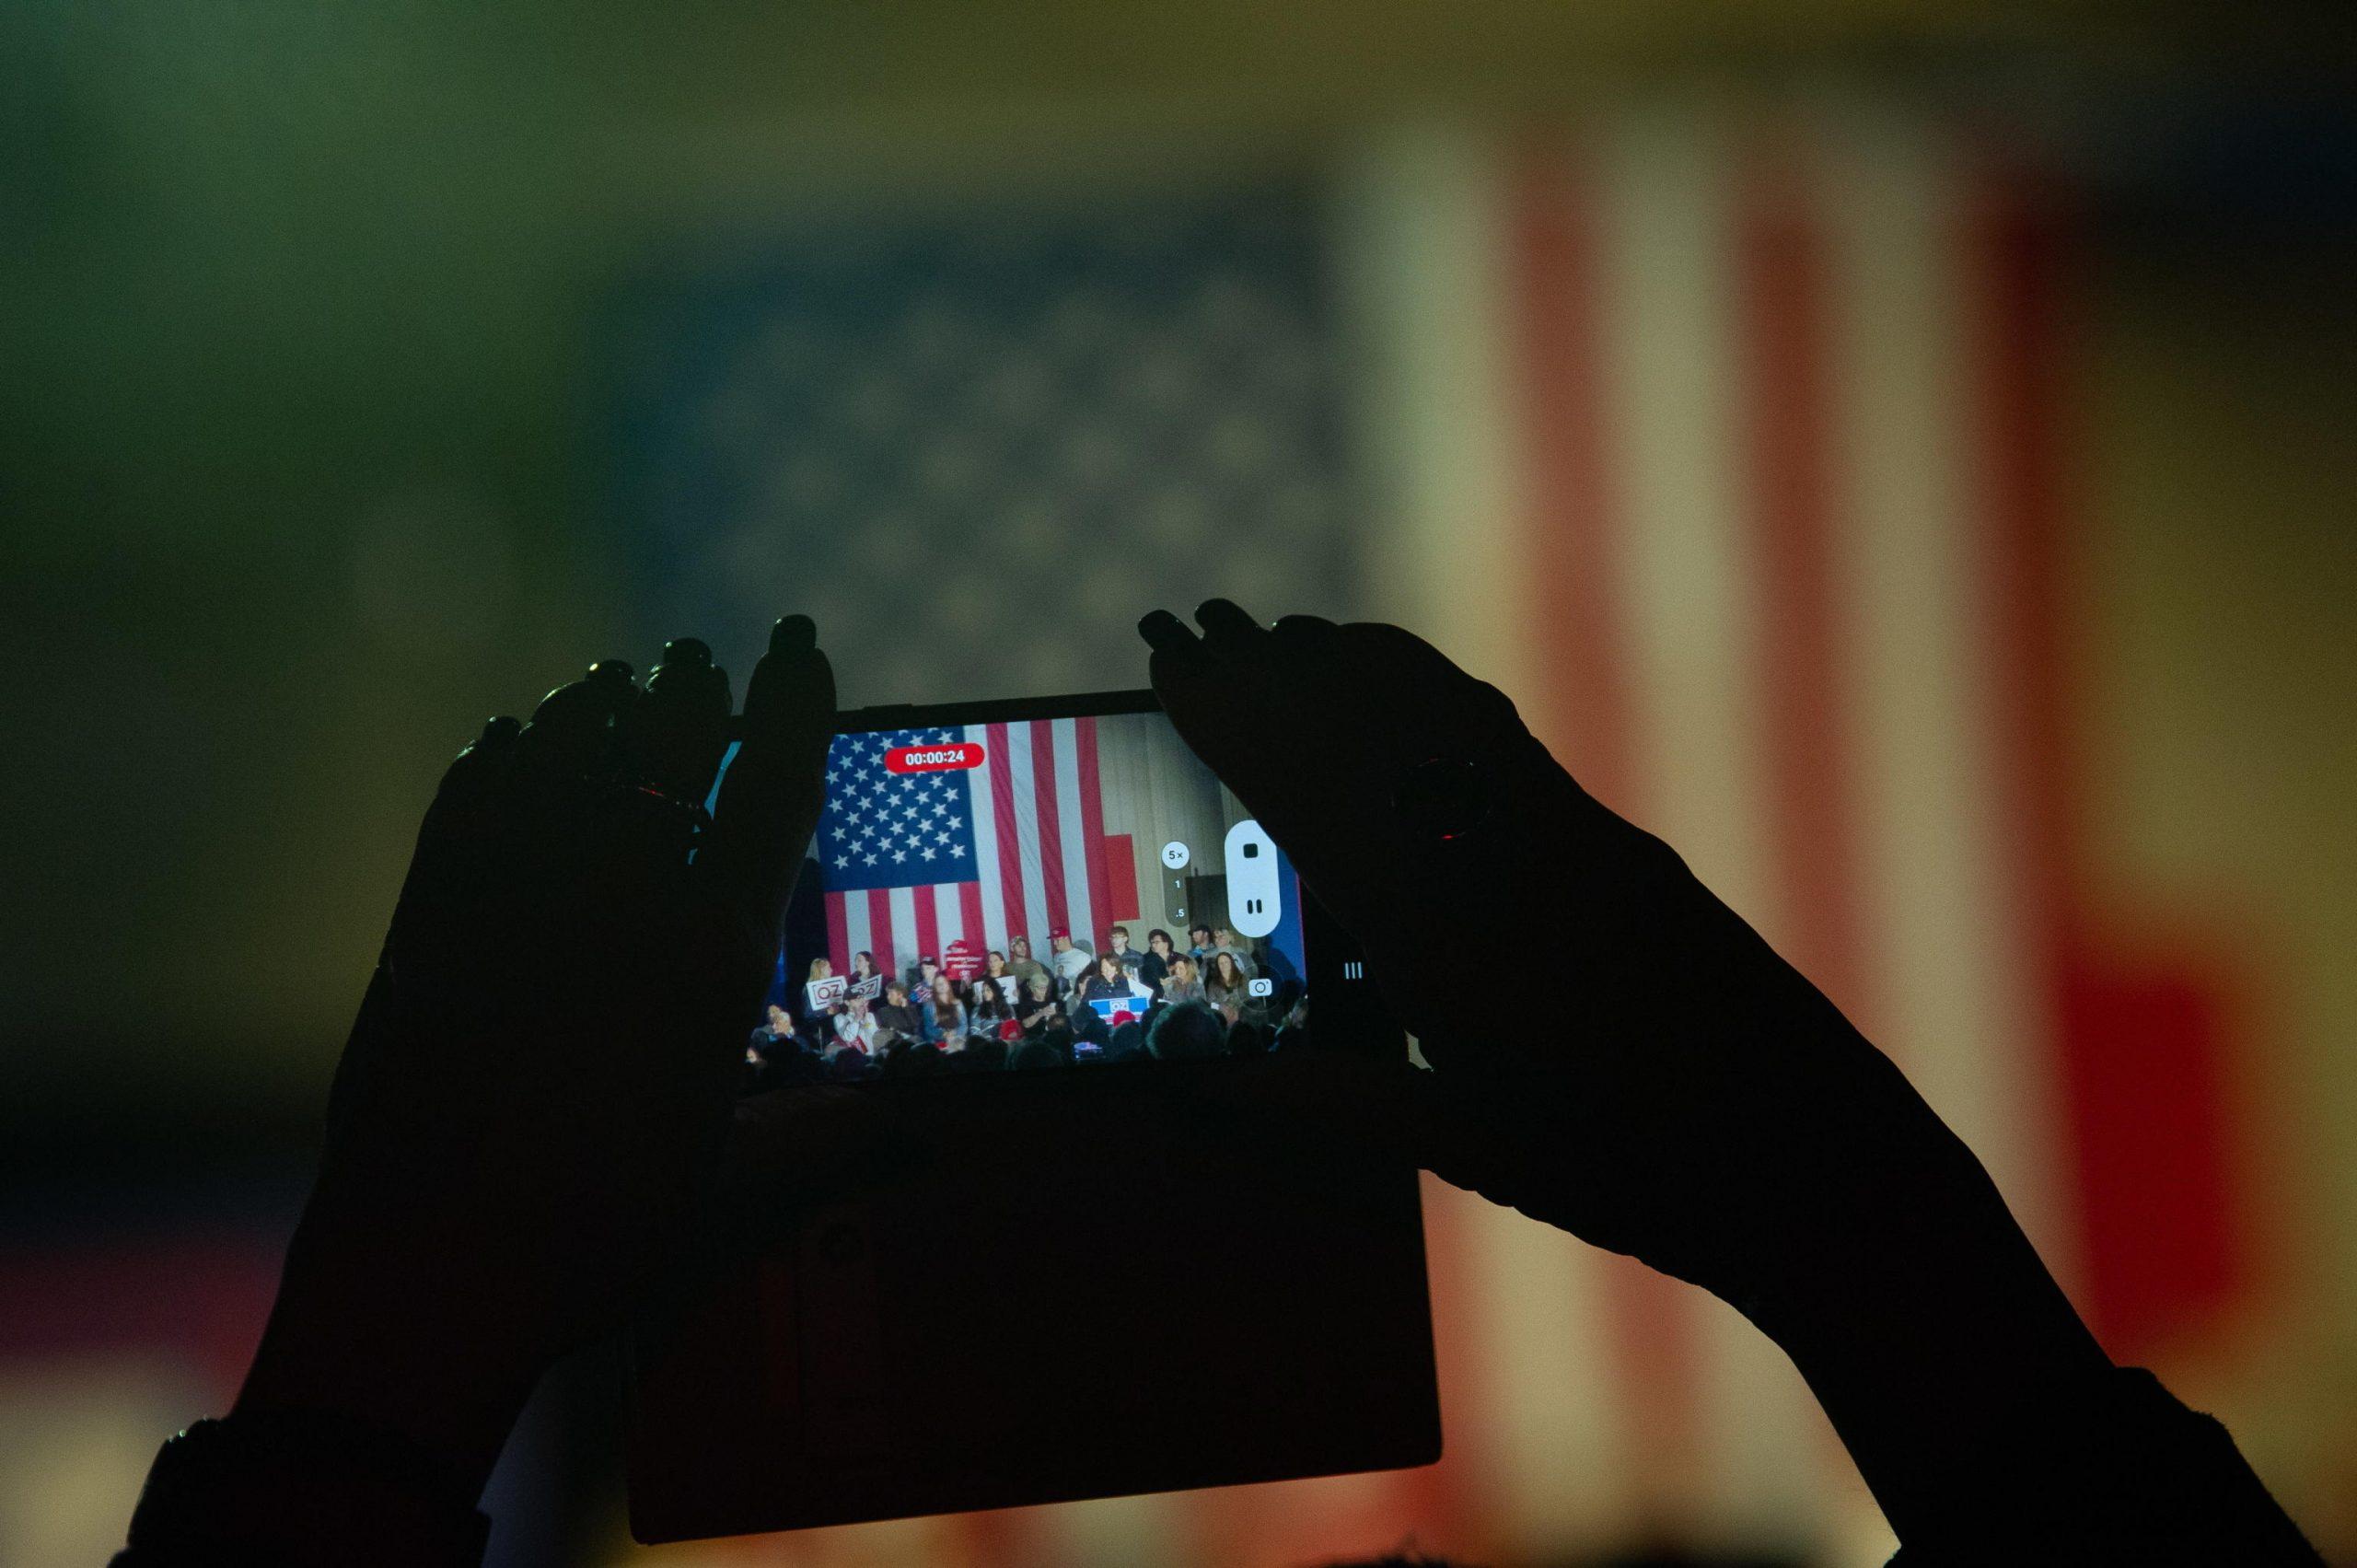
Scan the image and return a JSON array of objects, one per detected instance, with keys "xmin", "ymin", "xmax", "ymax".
[{"xmin": 1137, "ymin": 602, "xmax": 2077, "ymax": 1335}]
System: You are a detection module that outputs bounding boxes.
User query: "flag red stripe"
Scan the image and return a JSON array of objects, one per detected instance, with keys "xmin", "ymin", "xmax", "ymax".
[
  {"xmin": 823, "ymin": 890, "xmax": 850, "ymax": 981},
  {"xmin": 912, "ymin": 888, "xmax": 941, "ymax": 972},
  {"xmin": 1029, "ymin": 718, "xmax": 1071, "ymax": 935},
  {"xmin": 1734, "ymin": 145, "xmax": 1873, "ymax": 1031},
  {"xmin": 1962, "ymin": 173, "xmax": 2247, "ymax": 1356},
  {"xmin": 1074, "ymin": 716, "xmax": 1112, "ymax": 943},
  {"xmin": 958, "ymin": 881, "xmax": 988, "ymax": 960},
  {"xmin": 868, "ymin": 888, "xmax": 896, "ymax": 981},
  {"xmin": 987, "ymin": 722, "xmax": 1028, "ymax": 944},
  {"xmin": 1507, "ymin": 134, "xmax": 1701, "ymax": 1515}
]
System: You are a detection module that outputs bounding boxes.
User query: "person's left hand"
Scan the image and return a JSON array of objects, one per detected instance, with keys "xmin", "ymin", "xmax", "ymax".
[{"xmin": 237, "ymin": 617, "xmax": 871, "ymax": 1488}]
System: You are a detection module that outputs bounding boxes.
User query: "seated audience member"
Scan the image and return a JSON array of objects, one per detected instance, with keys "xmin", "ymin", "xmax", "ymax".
[
  {"xmin": 967, "ymin": 976, "xmax": 1015, "ymax": 1037},
  {"xmin": 879, "ymin": 1038, "xmax": 945, "ymax": 1078},
  {"xmin": 1005, "ymin": 934, "xmax": 1051, "ymax": 994},
  {"xmin": 1187, "ymin": 923, "xmax": 1215, "ymax": 962},
  {"xmin": 1006, "ymin": 1037, "xmax": 1064, "ymax": 1071},
  {"xmin": 1212, "ymin": 926, "xmax": 1258, "ymax": 979},
  {"xmin": 831, "ymin": 996, "xmax": 878, "ymax": 1054},
  {"xmin": 906, "ymin": 953, "xmax": 942, "ymax": 999},
  {"xmin": 1079, "ymin": 950, "xmax": 1151, "ymax": 1009},
  {"xmin": 870, "ymin": 980, "xmax": 923, "ymax": 1044},
  {"xmin": 795, "ymin": 956, "xmax": 836, "ymax": 1031},
  {"xmin": 847, "ymin": 948, "xmax": 881, "ymax": 993},
  {"xmin": 1106, "ymin": 925, "xmax": 1145, "ymax": 979},
  {"xmin": 1225, "ymin": 1018, "xmax": 1269, "ymax": 1056},
  {"xmin": 923, "ymin": 971, "xmax": 967, "ymax": 1047},
  {"xmin": 1139, "ymin": 928, "xmax": 1176, "ymax": 993},
  {"xmin": 1159, "ymin": 954, "xmax": 1206, "ymax": 1005},
  {"xmin": 1144, "ymin": 998, "xmax": 1226, "ymax": 1062},
  {"xmin": 1016, "ymin": 973, "xmax": 1061, "ymax": 1036},
  {"xmin": 1105, "ymin": 1020, "xmax": 1147, "ymax": 1062},
  {"xmin": 982, "ymin": 948, "xmax": 1020, "ymax": 1007},
  {"xmin": 748, "ymin": 1002, "xmax": 795, "ymax": 1055},
  {"xmin": 1204, "ymin": 949, "xmax": 1260, "ymax": 1023}
]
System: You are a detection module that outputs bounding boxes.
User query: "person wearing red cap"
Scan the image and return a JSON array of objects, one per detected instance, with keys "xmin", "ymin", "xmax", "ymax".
[{"xmin": 1048, "ymin": 927, "xmax": 1093, "ymax": 990}]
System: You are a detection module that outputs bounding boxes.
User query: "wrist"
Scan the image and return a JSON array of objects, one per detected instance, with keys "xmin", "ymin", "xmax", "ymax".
[{"xmin": 238, "ymin": 1220, "xmax": 550, "ymax": 1493}]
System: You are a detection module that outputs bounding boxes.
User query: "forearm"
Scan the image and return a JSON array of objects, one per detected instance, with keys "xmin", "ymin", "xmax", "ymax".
[{"xmin": 1749, "ymin": 1152, "xmax": 2318, "ymax": 1562}]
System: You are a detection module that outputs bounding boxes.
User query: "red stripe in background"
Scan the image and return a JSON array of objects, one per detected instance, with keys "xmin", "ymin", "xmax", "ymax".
[
  {"xmin": 912, "ymin": 889, "xmax": 941, "ymax": 972},
  {"xmin": 868, "ymin": 888, "xmax": 897, "ymax": 981},
  {"xmin": 986, "ymin": 724, "xmax": 1029, "ymax": 944},
  {"xmin": 1733, "ymin": 143, "xmax": 1873, "ymax": 1034},
  {"xmin": 1508, "ymin": 134, "xmax": 1702, "ymax": 1529},
  {"xmin": 1073, "ymin": 717, "xmax": 1113, "ymax": 941},
  {"xmin": 1963, "ymin": 173, "xmax": 2247, "ymax": 1359},
  {"xmin": 823, "ymin": 890, "xmax": 851, "ymax": 981},
  {"xmin": 1029, "ymin": 720, "xmax": 1071, "ymax": 935},
  {"xmin": 1103, "ymin": 832, "xmax": 1140, "ymax": 923},
  {"xmin": 958, "ymin": 881, "xmax": 988, "ymax": 958}
]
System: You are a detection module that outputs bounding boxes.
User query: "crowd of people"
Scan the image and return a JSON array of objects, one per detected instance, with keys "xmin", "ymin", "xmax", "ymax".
[{"xmin": 744, "ymin": 922, "xmax": 1306, "ymax": 1087}]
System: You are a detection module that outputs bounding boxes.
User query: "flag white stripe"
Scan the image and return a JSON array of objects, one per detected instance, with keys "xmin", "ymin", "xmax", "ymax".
[
  {"xmin": 887, "ymin": 887, "xmax": 919, "ymax": 982},
  {"xmin": 1004, "ymin": 722, "xmax": 1053, "ymax": 943},
  {"xmin": 1050, "ymin": 718, "xmax": 1096, "ymax": 945},
  {"xmin": 1598, "ymin": 110, "xmax": 1837, "ymax": 1549},
  {"xmin": 843, "ymin": 887, "xmax": 873, "ymax": 972},
  {"xmin": 932, "ymin": 881, "xmax": 964, "ymax": 950},
  {"xmin": 1817, "ymin": 116, "xmax": 2074, "ymax": 1288},
  {"xmin": 965, "ymin": 722, "xmax": 1010, "ymax": 953}
]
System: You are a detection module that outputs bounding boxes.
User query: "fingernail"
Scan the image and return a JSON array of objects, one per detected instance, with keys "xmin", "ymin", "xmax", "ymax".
[
  {"xmin": 772, "ymin": 614, "xmax": 816, "ymax": 655},
  {"xmin": 1137, "ymin": 609, "xmax": 1190, "ymax": 650},
  {"xmin": 587, "ymin": 658, "xmax": 636, "ymax": 685},
  {"xmin": 659, "ymin": 637, "xmax": 713, "ymax": 670},
  {"xmin": 478, "ymin": 714, "xmax": 522, "ymax": 746}
]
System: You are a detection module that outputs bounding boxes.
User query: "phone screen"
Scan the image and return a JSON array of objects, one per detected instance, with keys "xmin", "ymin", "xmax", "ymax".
[{"xmin": 722, "ymin": 697, "xmax": 1306, "ymax": 1082}]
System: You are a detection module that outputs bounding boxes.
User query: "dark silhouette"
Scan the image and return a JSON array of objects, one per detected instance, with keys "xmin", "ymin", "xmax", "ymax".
[{"xmin": 110, "ymin": 605, "xmax": 2321, "ymax": 1566}]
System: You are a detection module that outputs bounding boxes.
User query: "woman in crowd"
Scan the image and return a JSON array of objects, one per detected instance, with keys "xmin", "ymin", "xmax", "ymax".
[
  {"xmin": 796, "ymin": 955, "xmax": 836, "ymax": 1032},
  {"xmin": 1139, "ymin": 928, "xmax": 1175, "ymax": 994},
  {"xmin": 967, "ymin": 973, "xmax": 1016, "ymax": 1039},
  {"xmin": 923, "ymin": 971, "xmax": 968, "ymax": 1047},
  {"xmin": 848, "ymin": 949, "xmax": 879, "ymax": 992},
  {"xmin": 1080, "ymin": 950, "xmax": 1150, "ymax": 1006},
  {"xmin": 982, "ymin": 949, "xmax": 1020, "ymax": 1008},
  {"xmin": 1159, "ymin": 954, "xmax": 1205, "ymax": 1005},
  {"xmin": 1204, "ymin": 948, "xmax": 1257, "ymax": 1023},
  {"xmin": 830, "ymin": 994, "xmax": 877, "ymax": 1055},
  {"xmin": 1016, "ymin": 973, "xmax": 1061, "ymax": 1037},
  {"xmin": 1212, "ymin": 928, "xmax": 1257, "ymax": 978}
]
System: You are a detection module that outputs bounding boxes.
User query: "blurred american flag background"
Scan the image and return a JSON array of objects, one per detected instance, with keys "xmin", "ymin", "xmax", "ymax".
[
  {"xmin": 7, "ymin": 64, "xmax": 2351, "ymax": 1568},
  {"xmin": 594, "ymin": 107, "xmax": 2316, "ymax": 1567}
]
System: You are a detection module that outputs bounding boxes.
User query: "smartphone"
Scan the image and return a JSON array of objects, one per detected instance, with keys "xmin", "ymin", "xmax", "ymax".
[{"xmin": 627, "ymin": 688, "xmax": 1440, "ymax": 1541}]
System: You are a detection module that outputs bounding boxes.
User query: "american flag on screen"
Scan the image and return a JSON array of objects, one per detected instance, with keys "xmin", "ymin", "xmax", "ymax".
[{"xmin": 814, "ymin": 719, "xmax": 1115, "ymax": 978}]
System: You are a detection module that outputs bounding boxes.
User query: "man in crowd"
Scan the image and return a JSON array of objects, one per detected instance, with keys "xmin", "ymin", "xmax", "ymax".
[
  {"xmin": 1049, "ymin": 927, "xmax": 1094, "ymax": 988},
  {"xmin": 1106, "ymin": 924, "xmax": 1144, "ymax": 980},
  {"xmin": 1006, "ymin": 935, "xmax": 1051, "ymax": 993}
]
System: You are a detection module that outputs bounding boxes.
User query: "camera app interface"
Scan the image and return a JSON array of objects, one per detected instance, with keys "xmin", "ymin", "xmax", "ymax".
[{"xmin": 736, "ymin": 709, "xmax": 1306, "ymax": 1084}]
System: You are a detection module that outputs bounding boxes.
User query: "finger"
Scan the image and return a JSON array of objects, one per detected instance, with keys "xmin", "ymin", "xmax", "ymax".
[
  {"xmin": 622, "ymin": 636, "xmax": 734, "ymax": 802},
  {"xmin": 1270, "ymin": 612, "xmax": 1340, "ymax": 644},
  {"xmin": 701, "ymin": 615, "xmax": 836, "ymax": 949},
  {"xmin": 1191, "ymin": 598, "xmax": 1271, "ymax": 667},
  {"xmin": 517, "ymin": 659, "xmax": 641, "ymax": 776},
  {"xmin": 1154, "ymin": 1049, "xmax": 1492, "ymax": 1193}
]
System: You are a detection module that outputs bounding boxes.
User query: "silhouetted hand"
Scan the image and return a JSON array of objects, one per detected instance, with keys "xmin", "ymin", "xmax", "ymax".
[
  {"xmin": 236, "ymin": 617, "xmax": 876, "ymax": 1489},
  {"xmin": 1140, "ymin": 602, "xmax": 2119, "ymax": 1539}
]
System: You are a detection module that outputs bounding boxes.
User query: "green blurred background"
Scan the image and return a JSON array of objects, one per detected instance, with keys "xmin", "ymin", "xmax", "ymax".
[{"xmin": 4, "ymin": 3, "xmax": 2353, "ymax": 1564}]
